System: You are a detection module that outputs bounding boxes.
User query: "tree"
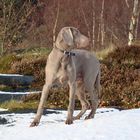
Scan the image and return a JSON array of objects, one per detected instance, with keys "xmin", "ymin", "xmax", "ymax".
[
  {"xmin": 0, "ymin": 0, "xmax": 36, "ymax": 55},
  {"xmin": 53, "ymin": 0, "xmax": 60, "ymax": 47},
  {"xmin": 92, "ymin": 0, "xmax": 96, "ymax": 49},
  {"xmin": 80, "ymin": 0, "xmax": 91, "ymax": 42},
  {"xmin": 128, "ymin": 0, "xmax": 140, "ymax": 46},
  {"xmin": 100, "ymin": 0, "xmax": 105, "ymax": 46}
]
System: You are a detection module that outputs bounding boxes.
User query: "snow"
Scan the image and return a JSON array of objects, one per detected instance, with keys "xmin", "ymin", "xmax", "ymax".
[
  {"xmin": 0, "ymin": 108, "xmax": 140, "ymax": 140},
  {"xmin": 0, "ymin": 108, "xmax": 8, "ymax": 111},
  {"xmin": 0, "ymin": 91, "xmax": 41, "ymax": 95},
  {"xmin": 0, "ymin": 74, "xmax": 24, "ymax": 77}
]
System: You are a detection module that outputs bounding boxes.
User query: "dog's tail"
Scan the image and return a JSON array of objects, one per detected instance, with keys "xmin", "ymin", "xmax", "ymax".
[{"xmin": 95, "ymin": 70, "xmax": 101, "ymax": 99}]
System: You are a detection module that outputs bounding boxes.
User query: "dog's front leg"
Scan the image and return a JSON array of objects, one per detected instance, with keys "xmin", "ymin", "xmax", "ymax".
[
  {"xmin": 30, "ymin": 82, "xmax": 52, "ymax": 127},
  {"xmin": 65, "ymin": 81, "xmax": 76, "ymax": 124}
]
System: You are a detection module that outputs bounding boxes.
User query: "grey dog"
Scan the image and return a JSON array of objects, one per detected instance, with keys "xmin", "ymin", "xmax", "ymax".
[{"xmin": 30, "ymin": 27, "xmax": 100, "ymax": 127}]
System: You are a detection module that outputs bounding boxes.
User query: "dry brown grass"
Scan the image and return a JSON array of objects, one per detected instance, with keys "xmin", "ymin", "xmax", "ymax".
[
  {"xmin": 100, "ymin": 45, "xmax": 140, "ymax": 108},
  {"xmin": 0, "ymin": 46, "xmax": 139, "ymax": 110}
]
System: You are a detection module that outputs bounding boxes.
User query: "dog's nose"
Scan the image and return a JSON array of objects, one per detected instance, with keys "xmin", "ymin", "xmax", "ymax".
[{"xmin": 78, "ymin": 35, "xmax": 89, "ymax": 48}]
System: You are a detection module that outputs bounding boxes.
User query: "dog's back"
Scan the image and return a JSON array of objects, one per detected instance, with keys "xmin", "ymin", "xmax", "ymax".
[
  {"xmin": 72, "ymin": 49, "xmax": 100, "ymax": 75},
  {"xmin": 72, "ymin": 49, "xmax": 100, "ymax": 93}
]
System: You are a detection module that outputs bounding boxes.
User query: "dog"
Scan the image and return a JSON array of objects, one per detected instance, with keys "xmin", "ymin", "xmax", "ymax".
[{"xmin": 30, "ymin": 27, "xmax": 100, "ymax": 127}]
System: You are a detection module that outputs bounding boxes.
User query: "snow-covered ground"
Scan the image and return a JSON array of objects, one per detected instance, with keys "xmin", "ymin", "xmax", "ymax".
[
  {"xmin": 0, "ymin": 108, "xmax": 140, "ymax": 140},
  {"xmin": 0, "ymin": 74, "xmax": 24, "ymax": 77},
  {"xmin": 0, "ymin": 108, "xmax": 8, "ymax": 111},
  {"xmin": 0, "ymin": 91, "xmax": 41, "ymax": 95}
]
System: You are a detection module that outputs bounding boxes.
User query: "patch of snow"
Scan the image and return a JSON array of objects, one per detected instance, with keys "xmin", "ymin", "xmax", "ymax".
[
  {"xmin": 0, "ymin": 74, "xmax": 24, "ymax": 77},
  {"xmin": 0, "ymin": 91, "xmax": 41, "ymax": 95},
  {"xmin": 0, "ymin": 108, "xmax": 8, "ymax": 112},
  {"xmin": 0, "ymin": 108, "xmax": 140, "ymax": 140}
]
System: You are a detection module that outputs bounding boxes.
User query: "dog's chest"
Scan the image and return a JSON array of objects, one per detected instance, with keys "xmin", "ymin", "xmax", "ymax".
[
  {"xmin": 57, "ymin": 55, "xmax": 84, "ymax": 84},
  {"xmin": 57, "ymin": 56, "xmax": 71, "ymax": 84}
]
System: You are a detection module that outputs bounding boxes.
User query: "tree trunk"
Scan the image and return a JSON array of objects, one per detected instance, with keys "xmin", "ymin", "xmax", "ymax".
[
  {"xmin": 100, "ymin": 0, "xmax": 105, "ymax": 46},
  {"xmin": 128, "ymin": 0, "xmax": 140, "ymax": 46},
  {"xmin": 53, "ymin": 1, "xmax": 60, "ymax": 47},
  {"xmin": 80, "ymin": 0, "xmax": 91, "ymax": 43},
  {"xmin": 92, "ymin": 0, "xmax": 96, "ymax": 49}
]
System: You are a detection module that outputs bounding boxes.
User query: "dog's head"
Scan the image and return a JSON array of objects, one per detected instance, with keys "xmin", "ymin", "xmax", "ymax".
[{"xmin": 56, "ymin": 27, "xmax": 89, "ymax": 50}]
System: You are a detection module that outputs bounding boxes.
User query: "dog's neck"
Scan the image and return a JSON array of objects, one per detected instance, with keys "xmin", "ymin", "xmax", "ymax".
[
  {"xmin": 54, "ymin": 46, "xmax": 76, "ymax": 56},
  {"xmin": 48, "ymin": 46, "xmax": 76, "ymax": 69}
]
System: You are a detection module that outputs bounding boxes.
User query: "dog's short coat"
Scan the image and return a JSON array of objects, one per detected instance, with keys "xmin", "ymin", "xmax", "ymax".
[{"xmin": 30, "ymin": 27, "xmax": 100, "ymax": 127}]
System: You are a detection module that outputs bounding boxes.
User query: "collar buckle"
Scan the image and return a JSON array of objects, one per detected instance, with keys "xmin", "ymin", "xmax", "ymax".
[{"xmin": 55, "ymin": 46, "xmax": 75, "ymax": 56}]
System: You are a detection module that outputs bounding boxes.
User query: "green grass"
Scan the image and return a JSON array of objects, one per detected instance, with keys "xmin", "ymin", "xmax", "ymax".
[
  {"xmin": 0, "ymin": 45, "xmax": 113, "ymax": 74},
  {"xmin": 95, "ymin": 45, "xmax": 115, "ymax": 60},
  {"xmin": 0, "ymin": 85, "xmax": 13, "ymax": 91},
  {"xmin": 0, "ymin": 100, "xmax": 40, "ymax": 111},
  {"xmin": 0, "ymin": 55, "xmax": 18, "ymax": 73},
  {"xmin": 0, "ymin": 47, "xmax": 51, "ymax": 73},
  {"xmin": 18, "ymin": 47, "xmax": 52, "ymax": 58}
]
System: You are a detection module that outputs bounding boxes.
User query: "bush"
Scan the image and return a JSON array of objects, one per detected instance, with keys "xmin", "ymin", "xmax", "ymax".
[
  {"xmin": 11, "ymin": 56, "xmax": 47, "ymax": 83},
  {"xmin": 1, "ymin": 45, "xmax": 139, "ymax": 110},
  {"xmin": 100, "ymin": 46, "xmax": 140, "ymax": 108}
]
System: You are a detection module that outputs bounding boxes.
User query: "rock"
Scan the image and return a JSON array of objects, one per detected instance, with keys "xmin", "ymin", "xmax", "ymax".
[
  {"xmin": 0, "ymin": 74, "xmax": 34, "ymax": 86},
  {"xmin": 0, "ymin": 116, "xmax": 8, "ymax": 125}
]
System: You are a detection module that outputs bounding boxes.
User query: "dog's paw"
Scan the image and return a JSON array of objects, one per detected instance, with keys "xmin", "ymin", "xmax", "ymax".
[
  {"xmin": 65, "ymin": 118, "xmax": 73, "ymax": 125},
  {"xmin": 84, "ymin": 115, "xmax": 94, "ymax": 120},
  {"xmin": 73, "ymin": 116, "xmax": 80, "ymax": 120},
  {"xmin": 30, "ymin": 119, "xmax": 40, "ymax": 127}
]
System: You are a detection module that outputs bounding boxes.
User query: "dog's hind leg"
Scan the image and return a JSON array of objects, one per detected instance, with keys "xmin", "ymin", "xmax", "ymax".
[
  {"xmin": 73, "ymin": 82, "xmax": 90, "ymax": 120},
  {"xmin": 85, "ymin": 87, "xmax": 98, "ymax": 120}
]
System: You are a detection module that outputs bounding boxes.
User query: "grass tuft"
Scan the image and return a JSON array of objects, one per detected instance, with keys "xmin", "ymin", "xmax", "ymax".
[
  {"xmin": 0, "ymin": 100, "xmax": 39, "ymax": 111},
  {"xmin": 0, "ymin": 55, "xmax": 19, "ymax": 73},
  {"xmin": 95, "ymin": 45, "xmax": 115, "ymax": 60}
]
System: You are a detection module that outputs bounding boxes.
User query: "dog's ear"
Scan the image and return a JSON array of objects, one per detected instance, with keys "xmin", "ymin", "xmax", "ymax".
[{"xmin": 62, "ymin": 28, "xmax": 74, "ymax": 46}]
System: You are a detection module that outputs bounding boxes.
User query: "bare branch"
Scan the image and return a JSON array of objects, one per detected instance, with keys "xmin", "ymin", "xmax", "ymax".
[
  {"xmin": 125, "ymin": 0, "xmax": 130, "ymax": 8},
  {"xmin": 53, "ymin": 0, "xmax": 60, "ymax": 47},
  {"xmin": 80, "ymin": 0, "xmax": 91, "ymax": 41}
]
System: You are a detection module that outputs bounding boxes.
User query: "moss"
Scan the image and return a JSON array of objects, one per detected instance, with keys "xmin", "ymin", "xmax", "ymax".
[
  {"xmin": 0, "ymin": 100, "xmax": 40, "ymax": 111},
  {"xmin": 0, "ymin": 85, "xmax": 13, "ymax": 91},
  {"xmin": 21, "ymin": 47, "xmax": 52, "ymax": 57},
  {"xmin": 95, "ymin": 45, "xmax": 115, "ymax": 60},
  {"xmin": 0, "ymin": 55, "xmax": 19, "ymax": 73}
]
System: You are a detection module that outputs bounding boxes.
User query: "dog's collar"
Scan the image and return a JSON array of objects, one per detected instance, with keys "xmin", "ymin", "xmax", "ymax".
[{"xmin": 55, "ymin": 46, "xmax": 76, "ymax": 56}]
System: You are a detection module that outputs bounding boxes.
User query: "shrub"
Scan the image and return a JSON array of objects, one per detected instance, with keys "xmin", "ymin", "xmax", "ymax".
[
  {"xmin": 100, "ymin": 46, "xmax": 140, "ymax": 108},
  {"xmin": 1, "ymin": 45, "xmax": 139, "ymax": 110}
]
